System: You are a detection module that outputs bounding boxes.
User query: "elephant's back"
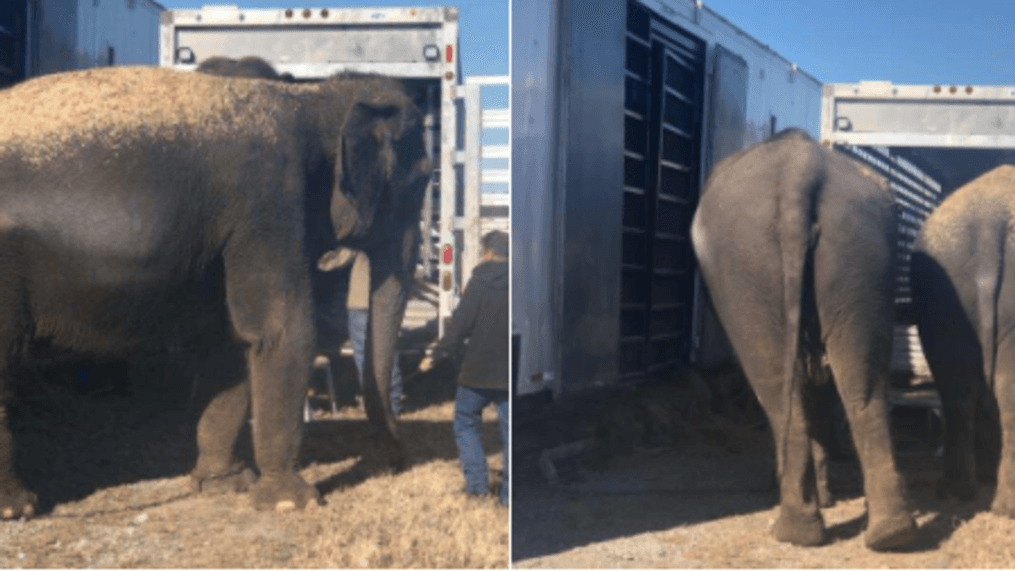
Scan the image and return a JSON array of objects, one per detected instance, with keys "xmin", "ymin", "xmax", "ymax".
[
  {"xmin": 918, "ymin": 164, "xmax": 1015, "ymax": 258},
  {"xmin": 0, "ymin": 67, "xmax": 288, "ymax": 168}
]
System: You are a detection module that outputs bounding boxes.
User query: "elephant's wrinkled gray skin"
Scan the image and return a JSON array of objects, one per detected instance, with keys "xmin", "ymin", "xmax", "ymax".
[
  {"xmin": 0, "ymin": 65, "xmax": 431, "ymax": 519},
  {"xmin": 912, "ymin": 165, "xmax": 1015, "ymax": 515},
  {"xmin": 691, "ymin": 129, "xmax": 916, "ymax": 551}
]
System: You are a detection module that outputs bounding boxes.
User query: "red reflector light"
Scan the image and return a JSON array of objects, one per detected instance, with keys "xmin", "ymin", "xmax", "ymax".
[
  {"xmin": 442, "ymin": 244, "xmax": 453, "ymax": 264},
  {"xmin": 446, "ymin": 45, "xmax": 453, "ymax": 63}
]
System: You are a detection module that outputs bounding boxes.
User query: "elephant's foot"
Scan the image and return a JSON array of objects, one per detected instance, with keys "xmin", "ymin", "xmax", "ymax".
[
  {"xmin": 190, "ymin": 462, "xmax": 257, "ymax": 495},
  {"xmin": 990, "ymin": 487, "xmax": 1015, "ymax": 518},
  {"xmin": 0, "ymin": 485, "xmax": 37, "ymax": 520},
  {"xmin": 864, "ymin": 512, "xmax": 916, "ymax": 551},
  {"xmin": 936, "ymin": 476, "xmax": 978, "ymax": 501},
  {"xmin": 251, "ymin": 471, "xmax": 321, "ymax": 512},
  {"xmin": 772, "ymin": 508, "xmax": 826, "ymax": 547}
]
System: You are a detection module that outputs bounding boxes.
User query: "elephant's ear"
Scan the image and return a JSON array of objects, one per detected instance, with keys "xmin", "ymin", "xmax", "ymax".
[{"xmin": 331, "ymin": 101, "xmax": 403, "ymax": 242}]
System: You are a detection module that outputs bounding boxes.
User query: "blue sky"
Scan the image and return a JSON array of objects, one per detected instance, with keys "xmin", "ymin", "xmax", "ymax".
[{"xmin": 705, "ymin": 0, "xmax": 1015, "ymax": 86}]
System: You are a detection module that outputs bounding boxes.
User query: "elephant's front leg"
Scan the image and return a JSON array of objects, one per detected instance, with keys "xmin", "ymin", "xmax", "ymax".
[
  {"xmin": 751, "ymin": 369, "xmax": 827, "ymax": 547},
  {"xmin": 769, "ymin": 366, "xmax": 827, "ymax": 547},
  {"xmin": 933, "ymin": 362, "xmax": 979, "ymax": 501},
  {"xmin": 811, "ymin": 437, "xmax": 832, "ymax": 508},
  {"xmin": 223, "ymin": 240, "xmax": 320, "ymax": 511},
  {"xmin": 808, "ymin": 378, "xmax": 838, "ymax": 508}
]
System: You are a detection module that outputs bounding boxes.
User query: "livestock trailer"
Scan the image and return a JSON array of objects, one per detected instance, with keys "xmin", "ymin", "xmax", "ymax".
[
  {"xmin": 160, "ymin": 5, "xmax": 509, "ymax": 340},
  {"xmin": 821, "ymin": 81, "xmax": 1015, "ymax": 381},
  {"xmin": 512, "ymin": 0, "xmax": 822, "ymax": 399},
  {"xmin": 1, "ymin": 0, "xmax": 164, "ymax": 87}
]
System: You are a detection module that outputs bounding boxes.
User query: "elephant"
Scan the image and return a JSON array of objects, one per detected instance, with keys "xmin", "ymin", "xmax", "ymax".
[
  {"xmin": 691, "ymin": 128, "xmax": 916, "ymax": 550},
  {"xmin": 911, "ymin": 164, "xmax": 1015, "ymax": 514},
  {"xmin": 0, "ymin": 64, "xmax": 431, "ymax": 518}
]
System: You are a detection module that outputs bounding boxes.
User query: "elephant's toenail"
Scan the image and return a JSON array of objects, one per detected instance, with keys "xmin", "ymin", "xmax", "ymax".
[
  {"xmin": 23, "ymin": 505, "xmax": 33, "ymax": 517},
  {"xmin": 275, "ymin": 500, "xmax": 297, "ymax": 512},
  {"xmin": 2, "ymin": 508, "xmax": 13, "ymax": 518}
]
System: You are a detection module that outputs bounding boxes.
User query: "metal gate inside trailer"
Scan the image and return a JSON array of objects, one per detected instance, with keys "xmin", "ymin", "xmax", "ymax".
[{"xmin": 620, "ymin": 0, "xmax": 705, "ymax": 381}]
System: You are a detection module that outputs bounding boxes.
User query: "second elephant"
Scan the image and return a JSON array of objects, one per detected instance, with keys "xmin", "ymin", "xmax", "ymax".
[{"xmin": 912, "ymin": 164, "xmax": 1015, "ymax": 515}]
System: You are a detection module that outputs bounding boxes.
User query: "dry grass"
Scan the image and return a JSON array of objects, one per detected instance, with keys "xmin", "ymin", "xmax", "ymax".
[{"xmin": 0, "ymin": 367, "xmax": 508, "ymax": 568}]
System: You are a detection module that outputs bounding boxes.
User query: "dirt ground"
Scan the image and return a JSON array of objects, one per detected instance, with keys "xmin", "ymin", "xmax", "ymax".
[
  {"xmin": 512, "ymin": 390, "xmax": 1015, "ymax": 568},
  {"xmin": 0, "ymin": 355, "xmax": 509, "ymax": 568}
]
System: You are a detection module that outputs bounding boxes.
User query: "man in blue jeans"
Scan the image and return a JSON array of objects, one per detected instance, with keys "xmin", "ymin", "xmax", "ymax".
[{"xmin": 419, "ymin": 231, "xmax": 509, "ymax": 506}]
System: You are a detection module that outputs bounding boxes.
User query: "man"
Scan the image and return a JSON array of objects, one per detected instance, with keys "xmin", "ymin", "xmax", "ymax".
[{"xmin": 419, "ymin": 231, "xmax": 509, "ymax": 506}]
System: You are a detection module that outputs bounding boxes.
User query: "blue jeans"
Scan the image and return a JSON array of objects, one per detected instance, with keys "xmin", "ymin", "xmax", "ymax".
[
  {"xmin": 453, "ymin": 386, "xmax": 509, "ymax": 504},
  {"xmin": 348, "ymin": 309, "xmax": 403, "ymax": 415}
]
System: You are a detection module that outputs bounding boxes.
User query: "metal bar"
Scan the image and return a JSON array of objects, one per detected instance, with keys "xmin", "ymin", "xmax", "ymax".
[
  {"xmin": 828, "ymin": 132, "xmax": 1015, "ymax": 149},
  {"xmin": 483, "ymin": 144, "xmax": 510, "ymax": 159},
  {"xmin": 437, "ymin": 18, "xmax": 458, "ymax": 339},
  {"xmin": 480, "ymin": 193, "xmax": 510, "ymax": 207},
  {"xmin": 482, "ymin": 168, "xmax": 511, "ymax": 184},
  {"xmin": 465, "ymin": 74, "xmax": 509, "ymax": 85},
  {"xmin": 170, "ymin": 6, "xmax": 449, "ymax": 26},
  {"xmin": 828, "ymin": 81, "xmax": 1015, "ymax": 100},
  {"xmin": 481, "ymin": 108, "xmax": 510, "ymax": 129},
  {"xmin": 462, "ymin": 83, "xmax": 483, "ymax": 293}
]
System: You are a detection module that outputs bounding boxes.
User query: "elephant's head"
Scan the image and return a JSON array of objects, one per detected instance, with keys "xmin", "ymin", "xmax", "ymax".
[{"xmin": 330, "ymin": 88, "xmax": 432, "ymax": 244}]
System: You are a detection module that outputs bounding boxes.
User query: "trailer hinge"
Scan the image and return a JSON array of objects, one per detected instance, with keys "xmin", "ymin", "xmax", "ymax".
[{"xmin": 694, "ymin": 0, "xmax": 703, "ymax": 24}]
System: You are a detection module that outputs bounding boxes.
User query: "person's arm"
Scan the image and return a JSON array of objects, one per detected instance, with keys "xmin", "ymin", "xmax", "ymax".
[{"xmin": 418, "ymin": 277, "xmax": 482, "ymax": 371}]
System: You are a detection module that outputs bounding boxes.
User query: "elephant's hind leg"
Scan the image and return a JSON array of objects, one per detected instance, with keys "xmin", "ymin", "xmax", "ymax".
[
  {"xmin": 988, "ymin": 333, "xmax": 1015, "ymax": 517},
  {"xmin": 824, "ymin": 326, "xmax": 915, "ymax": 551},
  {"xmin": 0, "ymin": 403, "xmax": 37, "ymax": 520},
  {"xmin": 190, "ymin": 350, "xmax": 256, "ymax": 495}
]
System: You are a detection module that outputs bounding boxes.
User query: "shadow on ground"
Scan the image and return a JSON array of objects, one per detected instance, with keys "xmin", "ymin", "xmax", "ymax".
[
  {"xmin": 511, "ymin": 374, "xmax": 984, "ymax": 564},
  {"xmin": 8, "ymin": 331, "xmax": 492, "ymax": 518}
]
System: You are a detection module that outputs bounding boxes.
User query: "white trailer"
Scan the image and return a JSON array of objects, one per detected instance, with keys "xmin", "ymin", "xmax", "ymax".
[
  {"xmin": 2, "ymin": 0, "xmax": 163, "ymax": 87},
  {"xmin": 159, "ymin": 5, "xmax": 508, "ymax": 340},
  {"xmin": 512, "ymin": 0, "xmax": 822, "ymax": 398}
]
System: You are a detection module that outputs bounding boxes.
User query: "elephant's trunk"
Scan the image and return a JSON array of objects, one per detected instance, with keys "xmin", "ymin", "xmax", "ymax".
[{"xmin": 361, "ymin": 268, "xmax": 408, "ymax": 471}]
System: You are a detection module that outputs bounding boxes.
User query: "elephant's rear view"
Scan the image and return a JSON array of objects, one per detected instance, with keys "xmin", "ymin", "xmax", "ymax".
[
  {"xmin": 691, "ymin": 128, "xmax": 915, "ymax": 551},
  {"xmin": 912, "ymin": 164, "xmax": 1015, "ymax": 516}
]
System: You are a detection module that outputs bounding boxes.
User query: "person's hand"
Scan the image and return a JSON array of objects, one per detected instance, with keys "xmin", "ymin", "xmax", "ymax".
[{"xmin": 418, "ymin": 356, "xmax": 434, "ymax": 373}]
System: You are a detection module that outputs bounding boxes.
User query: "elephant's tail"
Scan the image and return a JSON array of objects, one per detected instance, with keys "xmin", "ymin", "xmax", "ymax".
[
  {"xmin": 775, "ymin": 135, "xmax": 826, "ymax": 479},
  {"xmin": 977, "ymin": 219, "xmax": 1007, "ymax": 389}
]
